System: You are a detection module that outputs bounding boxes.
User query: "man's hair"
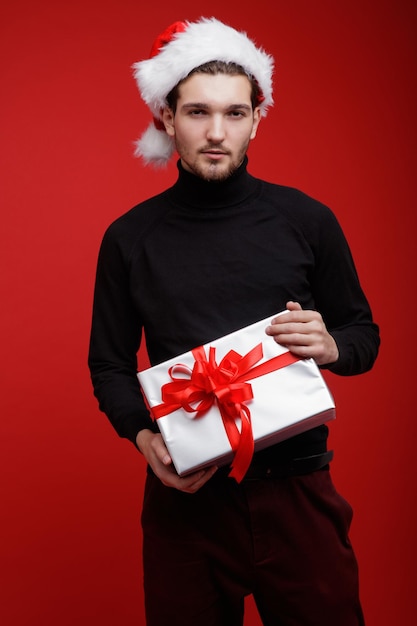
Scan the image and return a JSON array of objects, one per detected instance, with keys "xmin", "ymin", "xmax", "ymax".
[{"xmin": 166, "ymin": 60, "xmax": 262, "ymax": 112}]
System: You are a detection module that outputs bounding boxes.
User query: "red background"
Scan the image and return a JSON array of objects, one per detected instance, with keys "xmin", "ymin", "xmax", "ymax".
[{"xmin": 1, "ymin": 1, "xmax": 416, "ymax": 624}]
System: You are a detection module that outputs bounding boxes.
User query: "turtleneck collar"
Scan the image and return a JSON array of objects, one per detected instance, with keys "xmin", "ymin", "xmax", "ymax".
[{"xmin": 168, "ymin": 156, "xmax": 261, "ymax": 210}]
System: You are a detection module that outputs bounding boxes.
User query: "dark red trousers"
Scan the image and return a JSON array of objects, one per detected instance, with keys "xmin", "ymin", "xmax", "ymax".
[{"xmin": 141, "ymin": 468, "xmax": 365, "ymax": 626}]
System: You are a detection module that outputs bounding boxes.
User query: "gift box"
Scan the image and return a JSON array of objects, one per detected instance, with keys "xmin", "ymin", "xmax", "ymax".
[{"xmin": 137, "ymin": 312, "xmax": 335, "ymax": 482}]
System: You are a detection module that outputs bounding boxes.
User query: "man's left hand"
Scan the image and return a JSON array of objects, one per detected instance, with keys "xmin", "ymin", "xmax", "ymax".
[{"xmin": 265, "ymin": 301, "xmax": 339, "ymax": 366}]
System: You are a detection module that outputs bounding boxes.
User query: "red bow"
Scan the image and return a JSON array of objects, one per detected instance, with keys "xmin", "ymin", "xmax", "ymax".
[{"xmin": 151, "ymin": 343, "xmax": 299, "ymax": 482}]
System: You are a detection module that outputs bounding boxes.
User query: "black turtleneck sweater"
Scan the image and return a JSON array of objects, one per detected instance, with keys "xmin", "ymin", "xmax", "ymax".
[{"xmin": 88, "ymin": 158, "xmax": 380, "ymax": 462}]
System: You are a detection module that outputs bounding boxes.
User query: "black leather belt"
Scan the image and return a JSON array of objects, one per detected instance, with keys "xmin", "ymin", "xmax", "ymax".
[{"xmin": 242, "ymin": 450, "xmax": 334, "ymax": 480}]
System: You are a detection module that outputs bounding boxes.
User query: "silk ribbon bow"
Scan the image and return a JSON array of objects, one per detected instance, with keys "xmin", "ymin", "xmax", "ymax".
[{"xmin": 151, "ymin": 343, "xmax": 299, "ymax": 482}]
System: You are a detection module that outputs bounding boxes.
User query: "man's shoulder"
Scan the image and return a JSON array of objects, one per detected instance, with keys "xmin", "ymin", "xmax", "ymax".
[
  {"xmin": 260, "ymin": 179, "xmax": 329, "ymax": 211},
  {"xmin": 259, "ymin": 178, "xmax": 338, "ymax": 223},
  {"xmin": 97, "ymin": 189, "xmax": 173, "ymax": 259},
  {"xmin": 103, "ymin": 189, "xmax": 171, "ymax": 240},
  {"xmin": 112, "ymin": 189, "xmax": 171, "ymax": 228}
]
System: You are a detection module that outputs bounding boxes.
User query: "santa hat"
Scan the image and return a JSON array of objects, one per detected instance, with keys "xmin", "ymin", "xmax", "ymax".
[{"xmin": 132, "ymin": 17, "xmax": 274, "ymax": 166}]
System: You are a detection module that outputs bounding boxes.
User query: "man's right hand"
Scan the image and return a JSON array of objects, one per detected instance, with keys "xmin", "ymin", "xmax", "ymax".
[{"xmin": 136, "ymin": 429, "xmax": 217, "ymax": 493}]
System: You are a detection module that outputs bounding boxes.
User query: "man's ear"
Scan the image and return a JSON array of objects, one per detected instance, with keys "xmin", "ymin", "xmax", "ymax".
[
  {"xmin": 161, "ymin": 107, "xmax": 175, "ymax": 137},
  {"xmin": 250, "ymin": 107, "xmax": 261, "ymax": 140}
]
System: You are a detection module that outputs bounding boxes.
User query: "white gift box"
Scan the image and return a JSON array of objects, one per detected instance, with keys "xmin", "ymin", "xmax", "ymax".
[{"xmin": 137, "ymin": 312, "xmax": 335, "ymax": 481}]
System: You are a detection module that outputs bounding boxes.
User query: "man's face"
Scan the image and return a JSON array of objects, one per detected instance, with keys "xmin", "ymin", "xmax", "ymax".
[{"xmin": 162, "ymin": 72, "xmax": 261, "ymax": 181}]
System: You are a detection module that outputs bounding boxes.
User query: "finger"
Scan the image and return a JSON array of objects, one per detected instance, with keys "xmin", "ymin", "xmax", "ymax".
[
  {"xmin": 266, "ymin": 334, "xmax": 311, "ymax": 358},
  {"xmin": 177, "ymin": 466, "xmax": 218, "ymax": 493},
  {"xmin": 152, "ymin": 435, "xmax": 172, "ymax": 466},
  {"xmin": 266, "ymin": 320, "xmax": 310, "ymax": 338},
  {"xmin": 160, "ymin": 450, "xmax": 172, "ymax": 466},
  {"xmin": 285, "ymin": 300, "xmax": 302, "ymax": 311},
  {"xmin": 275, "ymin": 330, "xmax": 312, "ymax": 345},
  {"xmin": 268, "ymin": 304, "xmax": 305, "ymax": 328},
  {"xmin": 284, "ymin": 344, "xmax": 312, "ymax": 359}
]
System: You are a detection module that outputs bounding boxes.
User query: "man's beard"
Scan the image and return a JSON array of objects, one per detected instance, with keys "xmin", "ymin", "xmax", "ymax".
[
  {"xmin": 197, "ymin": 160, "xmax": 237, "ymax": 182},
  {"xmin": 175, "ymin": 141, "xmax": 249, "ymax": 182}
]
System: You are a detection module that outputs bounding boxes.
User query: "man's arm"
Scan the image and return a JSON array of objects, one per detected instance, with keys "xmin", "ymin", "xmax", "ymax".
[
  {"xmin": 88, "ymin": 224, "xmax": 154, "ymax": 443},
  {"xmin": 283, "ymin": 196, "xmax": 380, "ymax": 376}
]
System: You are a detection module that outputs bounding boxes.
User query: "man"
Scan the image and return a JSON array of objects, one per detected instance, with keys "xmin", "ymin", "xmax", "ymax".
[{"xmin": 88, "ymin": 17, "xmax": 380, "ymax": 626}]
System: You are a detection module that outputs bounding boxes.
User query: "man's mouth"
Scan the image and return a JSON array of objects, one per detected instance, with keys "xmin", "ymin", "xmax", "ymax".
[{"xmin": 201, "ymin": 148, "xmax": 229, "ymax": 158}]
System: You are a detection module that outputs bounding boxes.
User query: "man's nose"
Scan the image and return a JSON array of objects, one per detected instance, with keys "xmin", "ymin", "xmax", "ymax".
[{"xmin": 206, "ymin": 115, "xmax": 226, "ymax": 143}]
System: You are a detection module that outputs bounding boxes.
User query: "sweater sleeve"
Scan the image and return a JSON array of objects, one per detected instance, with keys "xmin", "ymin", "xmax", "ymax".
[
  {"xmin": 88, "ymin": 223, "xmax": 155, "ymax": 445},
  {"xmin": 309, "ymin": 204, "xmax": 380, "ymax": 376}
]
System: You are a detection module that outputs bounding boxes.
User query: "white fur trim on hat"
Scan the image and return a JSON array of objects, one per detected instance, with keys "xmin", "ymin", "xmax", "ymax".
[
  {"xmin": 132, "ymin": 17, "xmax": 275, "ymax": 166},
  {"xmin": 133, "ymin": 123, "xmax": 175, "ymax": 166}
]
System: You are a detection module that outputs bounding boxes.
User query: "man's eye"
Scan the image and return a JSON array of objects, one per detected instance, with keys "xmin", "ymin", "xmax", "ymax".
[{"xmin": 189, "ymin": 110, "xmax": 206, "ymax": 116}]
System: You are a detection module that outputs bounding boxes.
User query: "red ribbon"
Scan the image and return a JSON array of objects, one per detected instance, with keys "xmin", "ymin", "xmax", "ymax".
[{"xmin": 150, "ymin": 343, "xmax": 299, "ymax": 482}]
